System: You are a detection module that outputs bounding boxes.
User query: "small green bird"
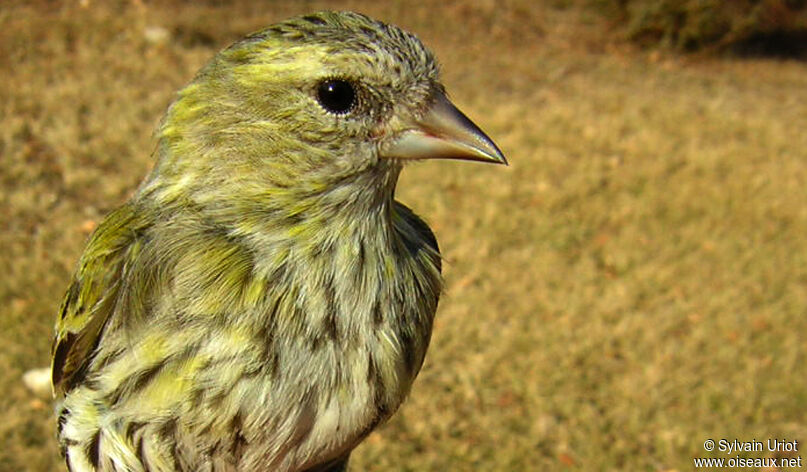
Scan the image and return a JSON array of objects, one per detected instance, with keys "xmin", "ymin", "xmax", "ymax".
[{"xmin": 51, "ymin": 11, "xmax": 506, "ymax": 472}]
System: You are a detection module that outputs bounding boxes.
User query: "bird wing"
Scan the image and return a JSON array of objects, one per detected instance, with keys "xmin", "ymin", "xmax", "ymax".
[
  {"xmin": 51, "ymin": 203, "xmax": 145, "ymax": 397},
  {"xmin": 393, "ymin": 201, "xmax": 442, "ymax": 275}
]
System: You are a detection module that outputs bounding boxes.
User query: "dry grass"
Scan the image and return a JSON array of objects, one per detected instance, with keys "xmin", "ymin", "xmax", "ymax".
[{"xmin": 2, "ymin": 1, "xmax": 805, "ymax": 471}]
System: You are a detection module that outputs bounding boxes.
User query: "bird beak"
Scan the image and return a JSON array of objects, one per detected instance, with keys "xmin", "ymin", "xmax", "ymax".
[{"xmin": 382, "ymin": 94, "xmax": 508, "ymax": 165}]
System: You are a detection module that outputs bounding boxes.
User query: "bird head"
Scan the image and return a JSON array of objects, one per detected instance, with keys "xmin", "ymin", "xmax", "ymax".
[{"xmin": 142, "ymin": 11, "xmax": 506, "ymax": 215}]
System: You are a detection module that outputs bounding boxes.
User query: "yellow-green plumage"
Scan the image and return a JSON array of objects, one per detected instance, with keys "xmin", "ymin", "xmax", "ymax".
[{"xmin": 52, "ymin": 11, "xmax": 505, "ymax": 472}]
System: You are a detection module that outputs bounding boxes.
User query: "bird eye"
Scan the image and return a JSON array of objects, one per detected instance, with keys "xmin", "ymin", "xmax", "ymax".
[{"xmin": 316, "ymin": 79, "xmax": 356, "ymax": 114}]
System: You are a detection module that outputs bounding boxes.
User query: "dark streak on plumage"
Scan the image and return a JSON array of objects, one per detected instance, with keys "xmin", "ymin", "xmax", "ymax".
[
  {"xmin": 87, "ymin": 431, "xmax": 101, "ymax": 469},
  {"xmin": 189, "ymin": 385, "xmax": 206, "ymax": 408},
  {"xmin": 356, "ymin": 241, "xmax": 365, "ymax": 270},
  {"xmin": 158, "ymin": 419, "xmax": 185, "ymax": 471},
  {"xmin": 125, "ymin": 421, "xmax": 145, "ymax": 442},
  {"xmin": 302, "ymin": 14, "xmax": 327, "ymax": 26},
  {"xmin": 57, "ymin": 409, "xmax": 70, "ymax": 455},
  {"xmin": 371, "ymin": 300, "xmax": 383, "ymax": 327},
  {"xmin": 65, "ymin": 452, "xmax": 74, "ymax": 472},
  {"xmin": 59, "ymin": 284, "xmax": 80, "ymax": 320},
  {"xmin": 398, "ymin": 329, "xmax": 418, "ymax": 378},
  {"xmin": 366, "ymin": 354, "xmax": 388, "ymax": 416},
  {"xmin": 323, "ymin": 278, "xmax": 338, "ymax": 342},
  {"xmin": 158, "ymin": 418, "xmax": 178, "ymax": 443},
  {"xmin": 93, "ymin": 346, "xmax": 126, "ymax": 371},
  {"xmin": 121, "ymin": 361, "xmax": 166, "ymax": 404},
  {"xmin": 136, "ymin": 434, "xmax": 147, "ymax": 469},
  {"xmin": 310, "ymin": 332, "xmax": 323, "ymax": 351},
  {"xmin": 256, "ymin": 321, "xmax": 280, "ymax": 378},
  {"xmin": 254, "ymin": 283, "xmax": 283, "ymax": 376},
  {"xmin": 358, "ymin": 25, "xmax": 377, "ymax": 39},
  {"xmin": 231, "ymin": 412, "xmax": 248, "ymax": 460}
]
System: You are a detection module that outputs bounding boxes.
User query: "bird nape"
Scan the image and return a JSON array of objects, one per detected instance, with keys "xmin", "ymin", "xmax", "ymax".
[{"xmin": 51, "ymin": 10, "xmax": 506, "ymax": 472}]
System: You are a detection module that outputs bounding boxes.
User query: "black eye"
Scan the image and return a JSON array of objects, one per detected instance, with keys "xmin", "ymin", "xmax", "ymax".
[{"xmin": 317, "ymin": 79, "xmax": 356, "ymax": 114}]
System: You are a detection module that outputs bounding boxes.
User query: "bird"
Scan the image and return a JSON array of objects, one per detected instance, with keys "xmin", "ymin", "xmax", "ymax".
[{"xmin": 51, "ymin": 10, "xmax": 506, "ymax": 472}]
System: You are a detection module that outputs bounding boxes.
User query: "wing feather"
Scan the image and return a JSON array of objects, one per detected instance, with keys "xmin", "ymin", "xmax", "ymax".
[{"xmin": 51, "ymin": 204, "xmax": 146, "ymax": 397}]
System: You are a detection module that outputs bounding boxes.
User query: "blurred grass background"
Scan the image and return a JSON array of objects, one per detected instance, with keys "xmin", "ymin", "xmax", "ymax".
[
  {"xmin": 2, "ymin": 1, "xmax": 806, "ymax": 471},
  {"xmin": 595, "ymin": 0, "xmax": 807, "ymax": 55}
]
